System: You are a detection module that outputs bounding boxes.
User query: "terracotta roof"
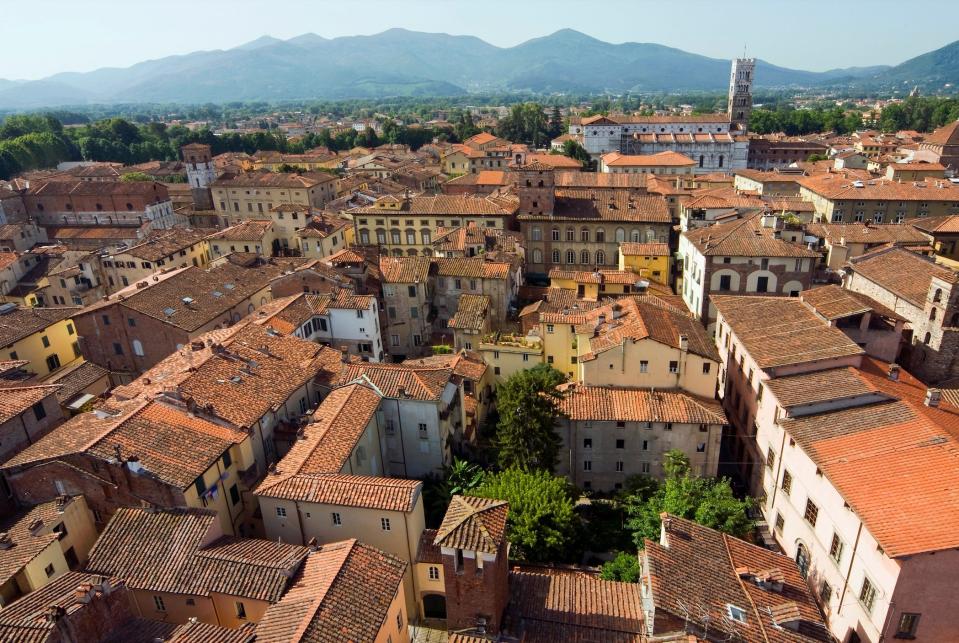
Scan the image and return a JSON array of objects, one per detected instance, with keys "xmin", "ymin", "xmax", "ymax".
[
  {"xmin": 283, "ymin": 384, "xmax": 380, "ymax": 471},
  {"xmin": 553, "ymin": 171, "xmax": 649, "ymax": 190},
  {"xmin": 805, "ymin": 222, "xmax": 930, "ymax": 245},
  {"xmin": 257, "ymin": 474, "xmax": 421, "ymax": 511},
  {"xmin": 683, "ymin": 213, "xmax": 819, "ymax": 258},
  {"xmin": 910, "ymin": 214, "xmax": 959, "ymax": 234},
  {"xmin": 923, "ymin": 120, "xmax": 959, "ymax": 146},
  {"xmin": 255, "ymin": 539, "xmax": 406, "ymax": 643},
  {"xmin": 643, "ymin": 514, "xmax": 829, "ymax": 642},
  {"xmin": 415, "ymin": 528, "xmax": 442, "ymax": 564},
  {"xmin": 43, "ymin": 360, "xmax": 109, "ymax": 403},
  {"xmin": 522, "ymin": 153, "xmax": 582, "ymax": 169},
  {"xmin": 121, "ymin": 228, "xmax": 208, "ymax": 262},
  {"xmin": 150, "ymin": 324, "xmax": 340, "ymax": 429},
  {"xmin": 619, "ymin": 242, "xmax": 670, "ymax": 256},
  {"xmin": 208, "ymin": 220, "xmax": 272, "ymax": 241},
  {"xmin": 780, "ymin": 360, "xmax": 959, "ymax": 557},
  {"xmin": 712, "ymin": 296, "xmax": 864, "ymax": 369},
  {"xmin": 764, "ymin": 367, "xmax": 885, "ymax": 409},
  {"xmin": 557, "ymin": 384, "xmax": 726, "ymax": 424},
  {"xmin": 846, "ymin": 245, "xmax": 956, "ymax": 307},
  {"xmin": 212, "ymin": 170, "xmax": 335, "ymax": 188},
  {"xmin": 85, "ymin": 507, "xmax": 309, "ymax": 599},
  {"xmin": 574, "ymin": 296, "xmax": 719, "ymax": 363},
  {"xmin": 0, "ymin": 384, "xmax": 60, "ymax": 424},
  {"xmin": 0, "ymin": 571, "xmax": 126, "ymax": 643},
  {"xmin": 337, "ymin": 362, "xmax": 453, "ymax": 401},
  {"xmin": 448, "ymin": 294, "xmax": 490, "ymax": 331},
  {"xmin": 434, "ymin": 495, "xmax": 508, "ymax": 554},
  {"xmin": 601, "ymin": 151, "xmax": 696, "ymax": 167},
  {"xmin": 379, "ymin": 255, "xmax": 431, "ymax": 283},
  {"xmin": 800, "ymin": 284, "xmax": 905, "ymax": 322},
  {"xmin": 519, "ymin": 189, "xmax": 670, "ymax": 223},
  {"xmin": 505, "ymin": 566, "xmax": 643, "ymax": 642},
  {"xmin": 351, "ymin": 194, "xmax": 518, "ymax": 216},
  {"xmin": 0, "ymin": 305, "xmax": 78, "ymax": 349},
  {"xmin": 0, "ymin": 497, "xmax": 77, "ymax": 587},
  {"xmin": 402, "ymin": 351, "xmax": 489, "ymax": 381},
  {"xmin": 798, "ymin": 173, "xmax": 959, "ymax": 201},
  {"xmin": 434, "ymin": 257, "xmax": 511, "ymax": 279}
]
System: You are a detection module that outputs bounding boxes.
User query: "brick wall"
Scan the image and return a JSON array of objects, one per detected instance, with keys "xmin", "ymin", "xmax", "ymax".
[{"xmin": 441, "ymin": 544, "xmax": 509, "ymax": 634}]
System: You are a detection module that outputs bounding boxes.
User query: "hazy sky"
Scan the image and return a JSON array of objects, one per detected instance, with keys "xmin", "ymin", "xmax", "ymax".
[{"xmin": 5, "ymin": 0, "xmax": 956, "ymax": 80}]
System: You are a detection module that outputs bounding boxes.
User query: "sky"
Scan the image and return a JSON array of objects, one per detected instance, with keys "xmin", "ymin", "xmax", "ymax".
[{"xmin": 4, "ymin": 0, "xmax": 956, "ymax": 80}]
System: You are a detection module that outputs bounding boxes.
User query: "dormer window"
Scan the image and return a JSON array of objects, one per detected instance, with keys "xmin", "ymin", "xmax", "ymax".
[{"xmin": 727, "ymin": 604, "xmax": 747, "ymax": 622}]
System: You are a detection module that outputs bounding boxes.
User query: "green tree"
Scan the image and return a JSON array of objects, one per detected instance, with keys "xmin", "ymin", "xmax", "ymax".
[
  {"xmin": 494, "ymin": 364, "xmax": 566, "ymax": 471},
  {"xmin": 496, "ymin": 103, "xmax": 550, "ymax": 147},
  {"xmin": 557, "ymin": 139, "xmax": 590, "ymax": 168},
  {"xmin": 120, "ymin": 172, "xmax": 153, "ymax": 182},
  {"xmin": 600, "ymin": 551, "xmax": 640, "ymax": 583},
  {"xmin": 472, "ymin": 468, "xmax": 577, "ymax": 562},
  {"xmin": 624, "ymin": 450, "xmax": 753, "ymax": 546}
]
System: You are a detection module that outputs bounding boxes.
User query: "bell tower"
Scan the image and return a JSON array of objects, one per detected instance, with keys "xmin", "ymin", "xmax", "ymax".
[
  {"xmin": 727, "ymin": 58, "xmax": 756, "ymax": 132},
  {"xmin": 515, "ymin": 160, "xmax": 555, "ymax": 217},
  {"xmin": 181, "ymin": 143, "xmax": 216, "ymax": 210}
]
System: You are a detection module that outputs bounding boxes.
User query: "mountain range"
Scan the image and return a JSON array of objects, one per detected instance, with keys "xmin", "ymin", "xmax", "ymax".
[{"xmin": 0, "ymin": 29, "xmax": 956, "ymax": 109}]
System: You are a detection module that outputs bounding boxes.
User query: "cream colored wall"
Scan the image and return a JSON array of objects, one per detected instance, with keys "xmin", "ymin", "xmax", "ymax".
[
  {"xmin": 209, "ymin": 231, "xmax": 275, "ymax": 259},
  {"xmin": 479, "ymin": 342, "xmax": 544, "ymax": 383},
  {"xmin": 374, "ymin": 584, "xmax": 411, "ymax": 643},
  {"xmin": 577, "ymin": 336, "xmax": 717, "ymax": 398},
  {"xmin": 541, "ymin": 321, "xmax": 578, "ymax": 379},
  {"xmin": 210, "ymin": 593, "xmax": 271, "ymax": 628},
  {"xmin": 21, "ymin": 544, "xmax": 69, "ymax": 593},
  {"xmin": 104, "ymin": 242, "xmax": 211, "ymax": 292},
  {"xmin": 56, "ymin": 496, "xmax": 98, "ymax": 568},
  {"xmin": 550, "ymin": 276, "xmax": 599, "ymax": 300},
  {"xmin": 130, "ymin": 588, "xmax": 218, "ymax": 626},
  {"xmin": 413, "ymin": 561, "xmax": 445, "ymax": 602},
  {"xmin": 182, "ymin": 440, "xmax": 253, "ymax": 537}
]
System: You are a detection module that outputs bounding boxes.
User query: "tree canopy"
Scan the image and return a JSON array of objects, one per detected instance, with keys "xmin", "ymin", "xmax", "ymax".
[
  {"xmin": 623, "ymin": 450, "xmax": 753, "ymax": 546},
  {"xmin": 496, "ymin": 102, "xmax": 551, "ymax": 147},
  {"xmin": 471, "ymin": 468, "xmax": 577, "ymax": 563},
  {"xmin": 493, "ymin": 364, "xmax": 566, "ymax": 472}
]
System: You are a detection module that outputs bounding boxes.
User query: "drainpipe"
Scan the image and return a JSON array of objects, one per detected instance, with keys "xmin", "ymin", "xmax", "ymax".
[
  {"xmin": 768, "ymin": 428, "xmax": 788, "ymax": 509},
  {"xmin": 837, "ymin": 520, "xmax": 865, "ymax": 617}
]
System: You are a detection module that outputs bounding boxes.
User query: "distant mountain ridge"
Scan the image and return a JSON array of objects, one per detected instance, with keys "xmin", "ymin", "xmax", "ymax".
[{"xmin": 0, "ymin": 28, "xmax": 954, "ymax": 109}]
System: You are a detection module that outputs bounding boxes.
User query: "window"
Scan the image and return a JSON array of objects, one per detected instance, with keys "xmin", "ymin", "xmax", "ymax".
[
  {"xmin": 756, "ymin": 276, "xmax": 769, "ymax": 293},
  {"xmin": 766, "ymin": 447, "xmax": 776, "ymax": 470},
  {"xmin": 428, "ymin": 565, "xmax": 440, "ymax": 580},
  {"xmin": 727, "ymin": 604, "xmax": 746, "ymax": 622},
  {"xmin": 522, "ymin": 353, "xmax": 529, "ymax": 362},
  {"xmin": 859, "ymin": 576, "xmax": 877, "ymax": 613},
  {"xmin": 418, "ymin": 423, "xmax": 428, "ymax": 439},
  {"xmin": 830, "ymin": 533, "xmax": 844, "ymax": 564},
  {"xmin": 583, "ymin": 460, "xmax": 592, "ymax": 471},
  {"xmin": 639, "ymin": 360, "xmax": 648, "ymax": 373},
  {"xmin": 276, "ymin": 506, "xmax": 287, "ymax": 517},
  {"xmin": 381, "ymin": 517, "xmax": 391, "ymax": 531},
  {"xmin": 583, "ymin": 438, "xmax": 592, "ymax": 449},
  {"xmin": 642, "ymin": 440, "xmax": 649, "ymax": 451},
  {"xmin": 566, "ymin": 250, "xmax": 575, "ymax": 264},
  {"xmin": 46, "ymin": 354, "xmax": 61, "ymax": 372},
  {"xmin": 229, "ymin": 484, "xmax": 240, "ymax": 505},
  {"xmin": 668, "ymin": 360, "xmax": 678, "ymax": 373},
  {"xmin": 616, "ymin": 439, "xmax": 625, "ymax": 449},
  {"xmin": 551, "ymin": 228, "xmax": 560, "ymax": 241},
  {"xmin": 703, "ymin": 363, "xmax": 711, "ymax": 374},
  {"xmin": 153, "ymin": 595, "xmax": 167, "ymax": 611},
  {"xmin": 641, "ymin": 462, "xmax": 651, "ymax": 473},
  {"xmin": 235, "ymin": 602, "xmax": 247, "ymax": 620},
  {"xmin": 332, "ymin": 512, "xmax": 342, "ymax": 526},
  {"xmin": 804, "ymin": 499, "xmax": 819, "ymax": 526},
  {"xmin": 896, "ymin": 613, "xmax": 921, "ymax": 639},
  {"xmin": 719, "ymin": 275, "xmax": 731, "ymax": 291},
  {"xmin": 820, "ymin": 580, "xmax": 833, "ymax": 604},
  {"xmin": 31, "ymin": 401, "xmax": 47, "ymax": 422},
  {"xmin": 774, "ymin": 512, "xmax": 784, "ymax": 533},
  {"xmin": 781, "ymin": 470, "xmax": 792, "ymax": 495},
  {"xmin": 132, "ymin": 340, "xmax": 144, "ymax": 357},
  {"xmin": 397, "ymin": 612, "xmax": 404, "ymax": 629},
  {"xmin": 44, "ymin": 562, "xmax": 55, "ymax": 577}
]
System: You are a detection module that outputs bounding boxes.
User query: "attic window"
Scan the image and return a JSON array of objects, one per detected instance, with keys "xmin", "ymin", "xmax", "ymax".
[{"xmin": 727, "ymin": 604, "xmax": 747, "ymax": 623}]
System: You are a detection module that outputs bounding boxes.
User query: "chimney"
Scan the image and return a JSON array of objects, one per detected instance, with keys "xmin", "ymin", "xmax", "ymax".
[
  {"xmin": 888, "ymin": 363, "xmax": 900, "ymax": 381},
  {"xmin": 397, "ymin": 386, "xmax": 407, "ymax": 398},
  {"xmin": 44, "ymin": 605, "xmax": 66, "ymax": 624},
  {"xmin": 679, "ymin": 335, "xmax": 688, "ymax": 352},
  {"xmin": 659, "ymin": 512, "xmax": 672, "ymax": 548},
  {"xmin": 340, "ymin": 346, "xmax": 349, "ymax": 363},
  {"xmin": 74, "ymin": 583, "xmax": 95, "ymax": 604},
  {"xmin": 925, "ymin": 388, "xmax": 942, "ymax": 407}
]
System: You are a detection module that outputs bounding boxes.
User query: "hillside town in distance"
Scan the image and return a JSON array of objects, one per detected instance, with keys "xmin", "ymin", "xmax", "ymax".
[{"xmin": 2, "ymin": 34, "xmax": 959, "ymax": 643}]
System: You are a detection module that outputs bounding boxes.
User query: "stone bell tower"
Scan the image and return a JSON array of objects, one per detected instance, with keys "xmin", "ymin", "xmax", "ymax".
[{"xmin": 728, "ymin": 58, "xmax": 756, "ymax": 132}]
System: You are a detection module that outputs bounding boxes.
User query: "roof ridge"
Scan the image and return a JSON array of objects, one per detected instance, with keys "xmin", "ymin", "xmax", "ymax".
[
  {"xmin": 289, "ymin": 539, "xmax": 358, "ymax": 643},
  {"xmin": 722, "ymin": 532, "xmax": 772, "ymax": 643}
]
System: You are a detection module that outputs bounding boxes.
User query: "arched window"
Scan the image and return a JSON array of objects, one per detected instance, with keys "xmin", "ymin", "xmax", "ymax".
[
  {"xmin": 581, "ymin": 250, "xmax": 590, "ymax": 264},
  {"xmin": 630, "ymin": 229, "xmax": 640, "ymax": 242},
  {"xmin": 930, "ymin": 308, "xmax": 938, "ymax": 321},
  {"xmin": 566, "ymin": 250, "xmax": 575, "ymax": 264},
  {"xmin": 646, "ymin": 229, "xmax": 656, "ymax": 242},
  {"xmin": 795, "ymin": 544, "xmax": 810, "ymax": 580},
  {"xmin": 596, "ymin": 228, "xmax": 605, "ymax": 243},
  {"xmin": 537, "ymin": 180, "xmax": 544, "ymax": 187},
  {"xmin": 615, "ymin": 228, "xmax": 626, "ymax": 242},
  {"xmin": 566, "ymin": 227, "xmax": 575, "ymax": 241},
  {"xmin": 581, "ymin": 228, "xmax": 590, "ymax": 242},
  {"xmin": 532, "ymin": 248, "xmax": 543, "ymax": 264},
  {"xmin": 392, "ymin": 248, "xmax": 403, "ymax": 257},
  {"xmin": 552, "ymin": 250, "xmax": 561, "ymax": 263},
  {"xmin": 924, "ymin": 332, "xmax": 932, "ymax": 345},
  {"xmin": 406, "ymin": 248, "xmax": 417, "ymax": 256},
  {"xmin": 934, "ymin": 288, "xmax": 943, "ymax": 302},
  {"xmin": 595, "ymin": 250, "xmax": 606, "ymax": 265},
  {"xmin": 551, "ymin": 227, "xmax": 560, "ymax": 241}
]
